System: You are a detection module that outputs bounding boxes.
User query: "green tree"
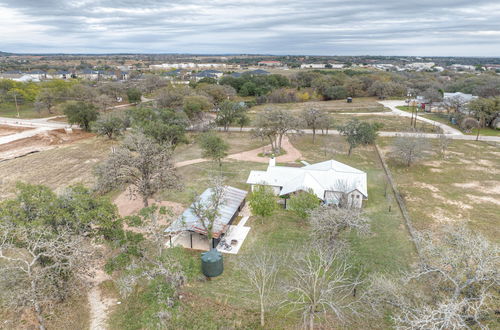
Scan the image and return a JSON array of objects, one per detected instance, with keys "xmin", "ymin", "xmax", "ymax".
[
  {"xmin": 468, "ymin": 98, "xmax": 497, "ymax": 140},
  {"xmin": 323, "ymin": 85, "xmax": 348, "ymax": 100},
  {"xmin": 287, "ymin": 189, "xmax": 320, "ymax": 219},
  {"xmin": 215, "ymin": 100, "xmax": 247, "ymax": 131},
  {"xmin": 196, "ymin": 83, "xmax": 236, "ymax": 105},
  {"xmin": 236, "ymin": 112, "xmax": 251, "ymax": 131},
  {"xmin": 252, "ymin": 108, "xmax": 300, "ymax": 154},
  {"xmin": 126, "ymin": 88, "xmax": 142, "ymax": 103},
  {"xmin": 249, "ymin": 185, "xmax": 276, "ymax": 220},
  {"xmin": 130, "ymin": 107, "xmax": 188, "ymax": 148},
  {"xmin": 93, "ymin": 113, "xmax": 125, "ymax": 139},
  {"xmin": 63, "ymin": 101, "xmax": 98, "ymax": 131},
  {"xmin": 198, "ymin": 131, "xmax": 229, "ymax": 168},
  {"xmin": 35, "ymin": 88, "xmax": 59, "ymax": 114},
  {"xmin": 183, "ymin": 95, "xmax": 212, "ymax": 119},
  {"xmin": 338, "ymin": 119, "xmax": 380, "ymax": 156}
]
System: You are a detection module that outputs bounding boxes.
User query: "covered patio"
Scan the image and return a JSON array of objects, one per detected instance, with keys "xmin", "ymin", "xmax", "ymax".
[{"xmin": 165, "ymin": 186, "xmax": 248, "ymax": 252}]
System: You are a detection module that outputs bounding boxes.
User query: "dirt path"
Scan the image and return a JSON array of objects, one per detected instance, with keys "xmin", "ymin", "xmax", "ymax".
[
  {"xmin": 114, "ymin": 134, "xmax": 302, "ymax": 216},
  {"xmin": 88, "ymin": 256, "xmax": 117, "ymax": 330},
  {"xmin": 227, "ymin": 135, "xmax": 302, "ymax": 163}
]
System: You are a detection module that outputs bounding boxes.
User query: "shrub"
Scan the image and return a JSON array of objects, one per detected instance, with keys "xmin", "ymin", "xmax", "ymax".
[{"xmin": 287, "ymin": 189, "xmax": 320, "ymax": 218}]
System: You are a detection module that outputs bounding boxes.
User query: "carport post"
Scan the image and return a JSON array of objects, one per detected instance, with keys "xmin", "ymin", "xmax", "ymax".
[{"xmin": 190, "ymin": 233, "xmax": 193, "ymax": 249}]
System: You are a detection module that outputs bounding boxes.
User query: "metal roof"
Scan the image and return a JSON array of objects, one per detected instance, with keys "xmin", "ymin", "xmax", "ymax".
[
  {"xmin": 247, "ymin": 159, "xmax": 368, "ymax": 199},
  {"xmin": 164, "ymin": 186, "xmax": 247, "ymax": 237}
]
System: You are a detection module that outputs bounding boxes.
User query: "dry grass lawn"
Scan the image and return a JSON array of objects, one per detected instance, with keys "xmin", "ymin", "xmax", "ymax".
[
  {"xmin": 249, "ymin": 97, "xmax": 388, "ymax": 116},
  {"xmin": 379, "ymin": 139, "xmax": 500, "ymax": 240},
  {"xmin": 0, "ymin": 137, "xmax": 116, "ymax": 198}
]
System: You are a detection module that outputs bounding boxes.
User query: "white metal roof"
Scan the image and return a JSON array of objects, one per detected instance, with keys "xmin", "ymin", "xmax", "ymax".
[
  {"xmin": 246, "ymin": 159, "xmax": 368, "ymax": 200},
  {"xmin": 443, "ymin": 92, "xmax": 478, "ymax": 102}
]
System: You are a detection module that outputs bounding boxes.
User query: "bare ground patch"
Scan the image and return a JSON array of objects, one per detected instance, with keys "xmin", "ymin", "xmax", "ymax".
[
  {"xmin": 0, "ymin": 125, "xmax": 32, "ymax": 137},
  {"xmin": 0, "ymin": 129, "xmax": 94, "ymax": 161},
  {"xmin": 453, "ymin": 181, "xmax": 500, "ymax": 195},
  {"xmin": 466, "ymin": 194, "xmax": 500, "ymax": 206}
]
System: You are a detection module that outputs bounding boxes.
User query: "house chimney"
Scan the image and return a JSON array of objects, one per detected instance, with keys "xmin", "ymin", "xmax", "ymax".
[{"xmin": 269, "ymin": 157, "xmax": 276, "ymax": 167}]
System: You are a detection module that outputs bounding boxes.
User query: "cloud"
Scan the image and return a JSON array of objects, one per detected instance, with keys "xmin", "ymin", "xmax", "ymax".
[{"xmin": 0, "ymin": 0, "xmax": 499, "ymax": 55}]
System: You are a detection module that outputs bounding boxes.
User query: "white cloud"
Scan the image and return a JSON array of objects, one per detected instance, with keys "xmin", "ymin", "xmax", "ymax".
[{"xmin": 0, "ymin": 0, "xmax": 499, "ymax": 55}]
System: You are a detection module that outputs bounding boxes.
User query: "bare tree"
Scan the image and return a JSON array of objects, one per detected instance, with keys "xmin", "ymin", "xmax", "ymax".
[
  {"xmin": 239, "ymin": 250, "xmax": 281, "ymax": 327},
  {"xmin": 0, "ymin": 223, "xmax": 93, "ymax": 330},
  {"xmin": 70, "ymin": 83, "xmax": 98, "ymax": 103},
  {"xmin": 308, "ymin": 206, "xmax": 370, "ymax": 250},
  {"xmin": 443, "ymin": 95, "xmax": 469, "ymax": 116},
  {"xmin": 95, "ymin": 93, "xmax": 114, "ymax": 111},
  {"xmin": 190, "ymin": 176, "xmax": 226, "ymax": 248},
  {"xmin": 437, "ymin": 133, "xmax": 451, "ymax": 158},
  {"xmin": 252, "ymin": 108, "xmax": 301, "ymax": 154},
  {"xmin": 392, "ymin": 134, "xmax": 430, "ymax": 167},
  {"xmin": 94, "ymin": 132, "xmax": 180, "ymax": 207},
  {"xmin": 302, "ymin": 108, "xmax": 328, "ymax": 143},
  {"xmin": 285, "ymin": 247, "xmax": 362, "ymax": 329},
  {"xmin": 35, "ymin": 88, "xmax": 59, "ymax": 114},
  {"xmin": 367, "ymin": 226, "xmax": 499, "ymax": 329}
]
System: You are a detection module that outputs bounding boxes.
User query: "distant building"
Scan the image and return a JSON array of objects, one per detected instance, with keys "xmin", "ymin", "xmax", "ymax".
[
  {"xmin": 193, "ymin": 69, "xmax": 223, "ymax": 81},
  {"xmin": 449, "ymin": 64, "xmax": 476, "ymax": 71},
  {"xmin": 258, "ymin": 60, "xmax": 282, "ymax": 67},
  {"xmin": 300, "ymin": 63, "xmax": 326, "ymax": 69},
  {"xmin": 150, "ymin": 63, "xmax": 237, "ymax": 70},
  {"xmin": 405, "ymin": 62, "xmax": 435, "ymax": 71},
  {"xmin": 79, "ymin": 69, "xmax": 100, "ymax": 80},
  {"xmin": 442, "ymin": 92, "xmax": 478, "ymax": 113},
  {"xmin": 443, "ymin": 92, "xmax": 478, "ymax": 103},
  {"xmin": 243, "ymin": 69, "xmax": 270, "ymax": 76}
]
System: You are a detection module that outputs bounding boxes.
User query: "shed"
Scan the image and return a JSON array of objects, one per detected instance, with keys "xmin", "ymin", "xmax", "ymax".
[{"xmin": 165, "ymin": 186, "xmax": 247, "ymax": 249}]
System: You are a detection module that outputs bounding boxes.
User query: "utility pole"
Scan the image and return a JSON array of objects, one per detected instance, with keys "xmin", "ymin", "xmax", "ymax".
[
  {"xmin": 13, "ymin": 92, "xmax": 20, "ymax": 118},
  {"xmin": 414, "ymin": 104, "xmax": 418, "ymax": 128}
]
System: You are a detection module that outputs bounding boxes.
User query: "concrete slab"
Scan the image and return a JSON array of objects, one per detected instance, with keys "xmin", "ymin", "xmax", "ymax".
[{"xmin": 216, "ymin": 225, "xmax": 251, "ymax": 255}]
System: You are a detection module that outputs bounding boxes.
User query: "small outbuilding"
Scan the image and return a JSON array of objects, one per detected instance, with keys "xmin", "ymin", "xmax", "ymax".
[{"xmin": 165, "ymin": 186, "xmax": 247, "ymax": 250}]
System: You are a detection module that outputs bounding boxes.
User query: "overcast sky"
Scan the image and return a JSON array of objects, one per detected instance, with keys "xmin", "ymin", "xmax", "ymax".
[{"xmin": 1, "ymin": 0, "xmax": 500, "ymax": 56}]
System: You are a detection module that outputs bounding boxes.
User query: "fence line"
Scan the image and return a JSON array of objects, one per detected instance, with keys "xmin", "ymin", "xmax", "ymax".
[{"xmin": 374, "ymin": 144, "xmax": 423, "ymax": 260}]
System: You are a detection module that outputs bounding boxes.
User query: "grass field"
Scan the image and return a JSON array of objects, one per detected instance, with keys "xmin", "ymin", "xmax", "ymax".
[
  {"xmin": 378, "ymin": 138, "xmax": 500, "ymax": 240},
  {"xmin": 0, "ymin": 102, "xmax": 42, "ymax": 118},
  {"xmin": 333, "ymin": 113, "xmax": 442, "ymax": 133},
  {"xmin": 0, "ymin": 137, "xmax": 116, "ymax": 199},
  {"xmin": 108, "ymin": 134, "xmax": 416, "ymax": 329},
  {"xmin": 248, "ymin": 101, "xmax": 440, "ymax": 133},
  {"xmin": 0, "ymin": 132, "xmax": 267, "ymax": 200},
  {"xmin": 173, "ymin": 132, "xmax": 268, "ymax": 163},
  {"xmin": 396, "ymin": 106, "xmax": 500, "ymax": 136},
  {"xmin": 249, "ymin": 97, "xmax": 388, "ymax": 116}
]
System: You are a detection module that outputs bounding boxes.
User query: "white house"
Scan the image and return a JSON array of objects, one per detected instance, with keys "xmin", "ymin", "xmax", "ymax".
[
  {"xmin": 246, "ymin": 159, "xmax": 367, "ymax": 208},
  {"xmin": 301, "ymin": 63, "xmax": 326, "ymax": 69},
  {"xmin": 443, "ymin": 92, "xmax": 478, "ymax": 103}
]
